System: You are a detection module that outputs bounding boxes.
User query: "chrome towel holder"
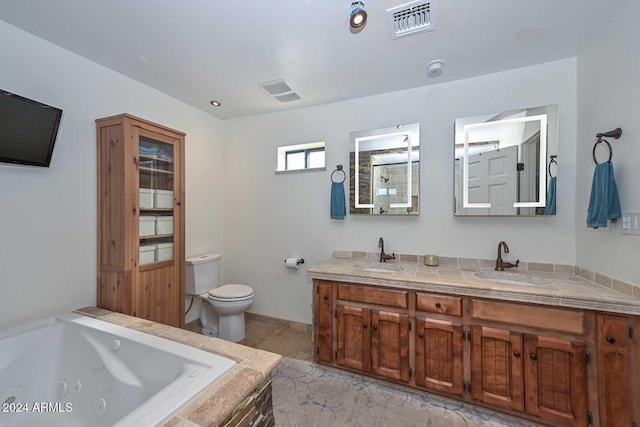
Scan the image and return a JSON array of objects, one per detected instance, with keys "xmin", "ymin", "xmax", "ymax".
[
  {"xmin": 593, "ymin": 128, "xmax": 622, "ymax": 164},
  {"xmin": 548, "ymin": 155, "xmax": 557, "ymax": 178}
]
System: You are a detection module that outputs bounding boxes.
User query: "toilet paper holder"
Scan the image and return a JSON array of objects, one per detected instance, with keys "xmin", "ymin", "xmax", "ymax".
[{"xmin": 284, "ymin": 258, "xmax": 305, "ymax": 266}]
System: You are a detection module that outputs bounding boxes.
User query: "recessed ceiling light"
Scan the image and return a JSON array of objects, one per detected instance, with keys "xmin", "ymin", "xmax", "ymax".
[{"xmin": 210, "ymin": 100, "xmax": 221, "ymax": 107}]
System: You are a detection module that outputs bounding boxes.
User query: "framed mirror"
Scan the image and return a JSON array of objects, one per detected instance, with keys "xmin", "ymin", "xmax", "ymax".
[
  {"xmin": 349, "ymin": 123, "xmax": 420, "ymax": 215},
  {"xmin": 454, "ymin": 105, "xmax": 558, "ymax": 216}
]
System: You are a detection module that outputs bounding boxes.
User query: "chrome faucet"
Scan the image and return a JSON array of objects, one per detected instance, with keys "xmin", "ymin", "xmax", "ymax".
[
  {"xmin": 495, "ymin": 241, "xmax": 519, "ymax": 271},
  {"xmin": 378, "ymin": 237, "xmax": 396, "ymax": 262}
]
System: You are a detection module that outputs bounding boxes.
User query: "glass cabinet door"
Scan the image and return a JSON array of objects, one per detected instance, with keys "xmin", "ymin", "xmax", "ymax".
[{"xmin": 138, "ymin": 133, "xmax": 175, "ymax": 266}]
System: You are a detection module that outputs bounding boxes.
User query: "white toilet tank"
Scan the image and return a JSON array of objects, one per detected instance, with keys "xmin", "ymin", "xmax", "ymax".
[{"xmin": 185, "ymin": 254, "xmax": 222, "ymax": 295}]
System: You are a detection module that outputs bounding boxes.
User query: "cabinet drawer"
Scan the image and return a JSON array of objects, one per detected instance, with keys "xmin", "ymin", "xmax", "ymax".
[
  {"xmin": 471, "ymin": 299, "xmax": 584, "ymax": 335},
  {"xmin": 416, "ymin": 293, "xmax": 462, "ymax": 316},
  {"xmin": 337, "ymin": 284, "xmax": 408, "ymax": 309}
]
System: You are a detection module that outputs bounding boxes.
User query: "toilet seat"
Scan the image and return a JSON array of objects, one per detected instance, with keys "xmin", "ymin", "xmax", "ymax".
[{"xmin": 208, "ymin": 284, "xmax": 254, "ymax": 302}]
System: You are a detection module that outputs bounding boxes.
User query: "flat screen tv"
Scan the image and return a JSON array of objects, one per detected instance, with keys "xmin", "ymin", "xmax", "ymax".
[{"xmin": 0, "ymin": 90, "xmax": 63, "ymax": 167}]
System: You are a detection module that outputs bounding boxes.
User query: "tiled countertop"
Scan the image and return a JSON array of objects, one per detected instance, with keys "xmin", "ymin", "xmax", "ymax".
[
  {"xmin": 75, "ymin": 307, "xmax": 282, "ymax": 427},
  {"xmin": 308, "ymin": 257, "xmax": 640, "ymax": 316}
]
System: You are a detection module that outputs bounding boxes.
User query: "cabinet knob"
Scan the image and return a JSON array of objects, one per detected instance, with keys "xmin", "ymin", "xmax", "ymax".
[
  {"xmin": 418, "ymin": 332, "xmax": 424, "ymax": 339},
  {"xmin": 372, "ymin": 325, "xmax": 378, "ymax": 331},
  {"xmin": 176, "ymin": 200, "xmax": 182, "ymax": 206},
  {"xmin": 435, "ymin": 302, "xmax": 442, "ymax": 308},
  {"xmin": 323, "ymin": 295, "xmax": 329, "ymax": 301},
  {"xmin": 513, "ymin": 351, "xmax": 521, "ymax": 358},
  {"xmin": 606, "ymin": 336, "xmax": 616, "ymax": 344},
  {"xmin": 363, "ymin": 323, "xmax": 368, "ymax": 329},
  {"xmin": 530, "ymin": 353, "xmax": 538, "ymax": 361}
]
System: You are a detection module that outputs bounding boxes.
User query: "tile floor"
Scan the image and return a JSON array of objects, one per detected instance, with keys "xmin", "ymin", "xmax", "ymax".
[{"xmin": 184, "ymin": 317, "xmax": 314, "ymax": 361}]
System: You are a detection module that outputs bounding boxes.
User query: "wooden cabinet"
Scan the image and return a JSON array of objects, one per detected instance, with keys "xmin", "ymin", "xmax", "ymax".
[
  {"xmin": 370, "ymin": 310, "xmax": 410, "ymax": 382},
  {"xmin": 470, "ymin": 325, "xmax": 525, "ymax": 412},
  {"xmin": 596, "ymin": 314, "xmax": 632, "ymax": 427},
  {"xmin": 335, "ymin": 303, "xmax": 410, "ymax": 382},
  {"xmin": 313, "ymin": 279, "xmax": 637, "ymax": 427},
  {"xmin": 97, "ymin": 114, "xmax": 185, "ymax": 327},
  {"xmin": 415, "ymin": 317, "xmax": 464, "ymax": 396},
  {"xmin": 336, "ymin": 304, "xmax": 371, "ymax": 371}
]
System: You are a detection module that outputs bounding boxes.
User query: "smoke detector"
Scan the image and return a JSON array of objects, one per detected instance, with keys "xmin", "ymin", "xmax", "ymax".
[
  {"xmin": 426, "ymin": 59, "xmax": 444, "ymax": 78},
  {"xmin": 259, "ymin": 79, "xmax": 301, "ymax": 103},
  {"xmin": 387, "ymin": 0, "xmax": 436, "ymax": 40}
]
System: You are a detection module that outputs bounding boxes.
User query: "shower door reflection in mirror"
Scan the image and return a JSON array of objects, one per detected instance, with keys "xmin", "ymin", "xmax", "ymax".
[
  {"xmin": 350, "ymin": 123, "xmax": 420, "ymax": 215},
  {"xmin": 454, "ymin": 105, "xmax": 558, "ymax": 216}
]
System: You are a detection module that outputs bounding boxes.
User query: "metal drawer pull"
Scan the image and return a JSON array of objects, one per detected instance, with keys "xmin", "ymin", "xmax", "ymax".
[
  {"xmin": 363, "ymin": 323, "xmax": 368, "ymax": 329},
  {"xmin": 606, "ymin": 336, "xmax": 616, "ymax": 344},
  {"xmin": 323, "ymin": 295, "xmax": 329, "ymax": 300},
  {"xmin": 418, "ymin": 332, "xmax": 424, "ymax": 339},
  {"xmin": 372, "ymin": 325, "xmax": 378, "ymax": 331},
  {"xmin": 513, "ymin": 351, "xmax": 521, "ymax": 358},
  {"xmin": 530, "ymin": 353, "xmax": 538, "ymax": 361},
  {"xmin": 435, "ymin": 302, "xmax": 442, "ymax": 308}
]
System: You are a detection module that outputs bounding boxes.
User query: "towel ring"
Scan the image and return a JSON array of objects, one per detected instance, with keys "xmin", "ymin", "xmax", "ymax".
[
  {"xmin": 548, "ymin": 155, "xmax": 557, "ymax": 178},
  {"xmin": 592, "ymin": 138, "xmax": 612, "ymax": 164},
  {"xmin": 592, "ymin": 128, "xmax": 622, "ymax": 164},
  {"xmin": 331, "ymin": 164, "xmax": 346, "ymax": 183}
]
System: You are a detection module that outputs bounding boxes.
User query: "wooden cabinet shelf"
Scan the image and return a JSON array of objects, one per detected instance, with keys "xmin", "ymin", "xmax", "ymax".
[
  {"xmin": 313, "ymin": 279, "xmax": 639, "ymax": 427},
  {"xmin": 139, "ymin": 166, "xmax": 174, "ymax": 175},
  {"xmin": 97, "ymin": 114, "xmax": 185, "ymax": 328}
]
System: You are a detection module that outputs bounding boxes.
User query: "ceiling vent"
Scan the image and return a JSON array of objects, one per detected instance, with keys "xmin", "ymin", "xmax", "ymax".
[
  {"xmin": 386, "ymin": 0, "xmax": 436, "ymax": 40},
  {"xmin": 259, "ymin": 79, "xmax": 301, "ymax": 103}
]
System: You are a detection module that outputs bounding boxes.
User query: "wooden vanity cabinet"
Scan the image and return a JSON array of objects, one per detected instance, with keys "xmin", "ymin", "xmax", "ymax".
[{"xmin": 312, "ymin": 279, "xmax": 638, "ymax": 427}]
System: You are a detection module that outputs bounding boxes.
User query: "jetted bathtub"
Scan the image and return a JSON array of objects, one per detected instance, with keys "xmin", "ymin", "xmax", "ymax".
[{"xmin": 0, "ymin": 312, "xmax": 236, "ymax": 427}]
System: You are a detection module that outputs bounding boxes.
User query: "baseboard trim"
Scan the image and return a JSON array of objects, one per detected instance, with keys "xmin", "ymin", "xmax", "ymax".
[{"xmin": 245, "ymin": 312, "xmax": 312, "ymax": 333}]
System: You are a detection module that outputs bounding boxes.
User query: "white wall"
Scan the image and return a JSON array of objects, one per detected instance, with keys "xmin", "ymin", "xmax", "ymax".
[
  {"xmin": 0, "ymin": 20, "xmax": 224, "ymax": 328},
  {"xmin": 223, "ymin": 58, "xmax": 577, "ymax": 324},
  {"xmin": 575, "ymin": 1, "xmax": 640, "ymax": 284}
]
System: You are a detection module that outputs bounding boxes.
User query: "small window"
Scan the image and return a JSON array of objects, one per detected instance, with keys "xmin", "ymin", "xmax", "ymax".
[{"xmin": 277, "ymin": 141, "xmax": 325, "ymax": 172}]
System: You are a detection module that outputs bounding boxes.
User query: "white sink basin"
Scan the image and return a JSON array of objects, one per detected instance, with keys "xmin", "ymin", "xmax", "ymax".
[
  {"xmin": 356, "ymin": 262, "xmax": 405, "ymax": 273},
  {"xmin": 474, "ymin": 271, "xmax": 551, "ymax": 286}
]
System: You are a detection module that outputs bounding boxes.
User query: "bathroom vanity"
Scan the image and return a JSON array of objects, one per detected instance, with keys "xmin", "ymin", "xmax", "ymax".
[{"xmin": 309, "ymin": 257, "xmax": 640, "ymax": 427}]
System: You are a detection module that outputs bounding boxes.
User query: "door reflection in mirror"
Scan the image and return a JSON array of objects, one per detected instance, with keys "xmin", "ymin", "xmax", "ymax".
[{"xmin": 454, "ymin": 105, "xmax": 558, "ymax": 217}]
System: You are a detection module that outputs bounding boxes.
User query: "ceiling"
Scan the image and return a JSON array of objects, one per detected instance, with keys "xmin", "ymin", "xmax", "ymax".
[{"xmin": 0, "ymin": 0, "xmax": 627, "ymax": 119}]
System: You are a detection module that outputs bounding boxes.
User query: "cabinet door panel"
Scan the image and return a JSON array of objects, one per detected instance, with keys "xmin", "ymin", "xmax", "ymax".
[
  {"xmin": 471, "ymin": 326, "xmax": 524, "ymax": 412},
  {"xmin": 315, "ymin": 281, "xmax": 333, "ymax": 363},
  {"xmin": 415, "ymin": 317, "xmax": 464, "ymax": 396},
  {"xmin": 337, "ymin": 305, "xmax": 370, "ymax": 372},
  {"xmin": 524, "ymin": 335, "xmax": 588, "ymax": 427},
  {"xmin": 371, "ymin": 310, "xmax": 410, "ymax": 382},
  {"xmin": 597, "ymin": 315, "xmax": 631, "ymax": 427},
  {"xmin": 136, "ymin": 264, "xmax": 179, "ymax": 326}
]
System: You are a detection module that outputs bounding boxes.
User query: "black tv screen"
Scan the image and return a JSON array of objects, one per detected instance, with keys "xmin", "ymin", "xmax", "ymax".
[{"xmin": 0, "ymin": 90, "xmax": 63, "ymax": 167}]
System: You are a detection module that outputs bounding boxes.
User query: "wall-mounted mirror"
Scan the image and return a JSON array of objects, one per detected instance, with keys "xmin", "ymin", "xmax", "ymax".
[
  {"xmin": 349, "ymin": 123, "xmax": 420, "ymax": 215},
  {"xmin": 454, "ymin": 105, "xmax": 558, "ymax": 216}
]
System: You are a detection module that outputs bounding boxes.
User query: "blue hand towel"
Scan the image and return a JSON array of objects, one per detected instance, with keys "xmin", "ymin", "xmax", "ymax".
[
  {"xmin": 544, "ymin": 176, "xmax": 557, "ymax": 215},
  {"xmin": 330, "ymin": 181, "xmax": 346, "ymax": 220},
  {"xmin": 587, "ymin": 162, "xmax": 622, "ymax": 228}
]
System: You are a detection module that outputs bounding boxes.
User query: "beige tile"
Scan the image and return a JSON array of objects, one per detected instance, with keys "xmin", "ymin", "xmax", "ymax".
[
  {"xmin": 612, "ymin": 279, "xmax": 634, "ymax": 297},
  {"xmin": 438, "ymin": 256, "xmax": 458, "ymax": 266},
  {"xmin": 332, "ymin": 250, "xmax": 352, "ymax": 259},
  {"xmin": 580, "ymin": 268, "xmax": 595, "ymax": 282},
  {"xmin": 553, "ymin": 264, "xmax": 575, "ymax": 274},
  {"xmin": 595, "ymin": 273, "xmax": 613, "ymax": 288},
  {"xmin": 633, "ymin": 286, "xmax": 640, "ymax": 300},
  {"xmin": 528, "ymin": 262, "xmax": 553, "ymax": 272},
  {"xmin": 458, "ymin": 258, "xmax": 479, "ymax": 270},
  {"xmin": 399, "ymin": 253, "xmax": 418, "ymax": 263},
  {"xmin": 478, "ymin": 259, "xmax": 495, "ymax": 270},
  {"xmin": 351, "ymin": 251, "xmax": 366, "ymax": 259},
  {"xmin": 162, "ymin": 416, "xmax": 200, "ymax": 427},
  {"xmin": 256, "ymin": 329, "xmax": 312, "ymax": 358},
  {"xmin": 239, "ymin": 321, "xmax": 283, "ymax": 348}
]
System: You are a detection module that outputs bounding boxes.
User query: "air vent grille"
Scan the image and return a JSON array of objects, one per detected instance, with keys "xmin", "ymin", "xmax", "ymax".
[
  {"xmin": 259, "ymin": 79, "xmax": 301, "ymax": 103},
  {"xmin": 387, "ymin": 1, "xmax": 436, "ymax": 40}
]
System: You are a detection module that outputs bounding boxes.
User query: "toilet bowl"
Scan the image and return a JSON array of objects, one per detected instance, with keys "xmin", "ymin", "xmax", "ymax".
[{"xmin": 186, "ymin": 255, "xmax": 255, "ymax": 342}]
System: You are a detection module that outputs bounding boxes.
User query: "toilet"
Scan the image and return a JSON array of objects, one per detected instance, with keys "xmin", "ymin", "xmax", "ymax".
[{"xmin": 185, "ymin": 254, "xmax": 254, "ymax": 342}]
